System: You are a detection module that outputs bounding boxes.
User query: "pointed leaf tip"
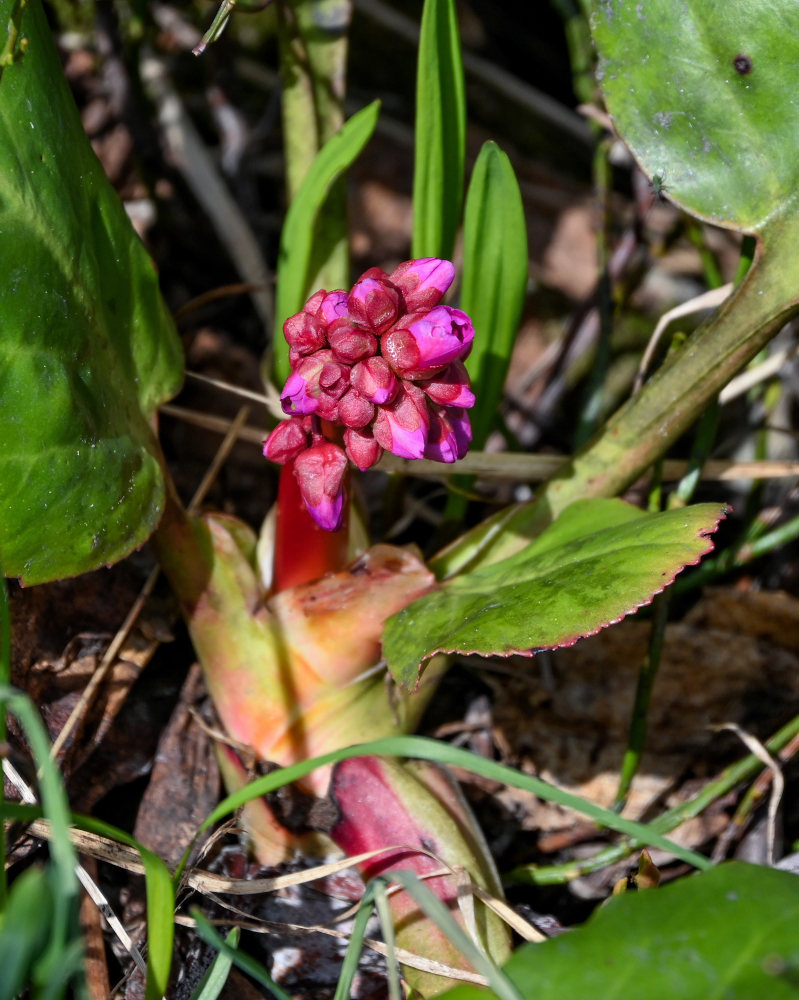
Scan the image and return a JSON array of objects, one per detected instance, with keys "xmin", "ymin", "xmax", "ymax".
[{"xmin": 384, "ymin": 500, "xmax": 727, "ymax": 688}]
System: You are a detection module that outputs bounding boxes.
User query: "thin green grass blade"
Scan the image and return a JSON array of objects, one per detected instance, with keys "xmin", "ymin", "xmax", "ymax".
[
  {"xmin": 0, "ymin": 686, "xmax": 81, "ymax": 989},
  {"xmin": 374, "ymin": 880, "xmax": 402, "ymax": 1000},
  {"xmin": 273, "ymin": 100, "xmax": 381, "ymax": 385},
  {"xmin": 192, "ymin": 909, "xmax": 293, "ymax": 1000},
  {"xmin": 333, "ymin": 891, "xmax": 374, "ymax": 1000},
  {"xmin": 0, "ymin": 576, "xmax": 8, "ymax": 909},
  {"xmin": 386, "ymin": 871, "xmax": 522, "ymax": 1000},
  {"xmin": 188, "ymin": 927, "xmax": 240, "ymax": 1000},
  {"xmin": 185, "ymin": 736, "xmax": 711, "ymax": 878},
  {"xmin": 461, "ymin": 141, "xmax": 528, "ymax": 450},
  {"xmin": 412, "ymin": 0, "xmax": 466, "ymax": 260},
  {"xmin": 0, "ymin": 866, "xmax": 54, "ymax": 1000},
  {"xmin": 75, "ymin": 815, "xmax": 174, "ymax": 1000}
]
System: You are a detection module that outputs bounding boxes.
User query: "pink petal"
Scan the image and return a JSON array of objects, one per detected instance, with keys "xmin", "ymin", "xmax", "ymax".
[
  {"xmin": 372, "ymin": 384, "xmax": 430, "ymax": 460},
  {"xmin": 419, "ymin": 360, "xmax": 475, "ymax": 409},
  {"xmin": 280, "ymin": 368, "xmax": 320, "ymax": 415}
]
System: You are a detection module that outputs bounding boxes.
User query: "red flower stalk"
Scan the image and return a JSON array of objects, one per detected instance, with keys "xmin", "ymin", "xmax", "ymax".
[{"xmin": 264, "ymin": 258, "xmax": 476, "ymax": 531}]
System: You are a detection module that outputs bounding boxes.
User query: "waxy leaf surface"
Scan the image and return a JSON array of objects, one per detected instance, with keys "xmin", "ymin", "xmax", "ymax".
[
  {"xmin": 0, "ymin": 0, "xmax": 182, "ymax": 583},
  {"xmin": 438, "ymin": 862, "xmax": 799, "ymax": 1000},
  {"xmin": 384, "ymin": 499, "xmax": 724, "ymax": 687},
  {"xmin": 592, "ymin": 0, "xmax": 799, "ymax": 232}
]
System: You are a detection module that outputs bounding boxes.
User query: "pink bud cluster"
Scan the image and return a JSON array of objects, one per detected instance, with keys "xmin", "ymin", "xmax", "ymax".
[{"xmin": 263, "ymin": 258, "xmax": 475, "ymax": 531}]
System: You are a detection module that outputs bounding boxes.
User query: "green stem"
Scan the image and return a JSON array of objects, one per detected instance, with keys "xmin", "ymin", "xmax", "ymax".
[
  {"xmin": 615, "ymin": 391, "xmax": 720, "ymax": 806},
  {"xmin": 433, "ymin": 221, "xmax": 799, "ymax": 579},
  {"xmin": 613, "ymin": 593, "xmax": 668, "ymax": 811},
  {"xmin": 575, "ymin": 137, "xmax": 614, "ymax": 447},
  {"xmin": 506, "ymin": 708, "xmax": 799, "ymax": 886}
]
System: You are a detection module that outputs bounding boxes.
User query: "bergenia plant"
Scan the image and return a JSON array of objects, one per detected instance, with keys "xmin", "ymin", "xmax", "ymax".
[
  {"xmin": 265, "ymin": 258, "xmax": 474, "ymax": 531},
  {"xmin": 8, "ymin": 0, "xmax": 799, "ymax": 996}
]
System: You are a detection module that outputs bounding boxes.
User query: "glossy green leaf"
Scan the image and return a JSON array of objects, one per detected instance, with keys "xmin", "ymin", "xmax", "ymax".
[
  {"xmin": 412, "ymin": 0, "xmax": 466, "ymax": 260},
  {"xmin": 461, "ymin": 141, "xmax": 528, "ymax": 450},
  {"xmin": 384, "ymin": 499, "xmax": 724, "ymax": 688},
  {"xmin": 438, "ymin": 862, "xmax": 799, "ymax": 1000},
  {"xmin": 0, "ymin": 0, "xmax": 182, "ymax": 584},
  {"xmin": 591, "ymin": 0, "xmax": 799, "ymax": 232},
  {"xmin": 273, "ymin": 100, "xmax": 380, "ymax": 385}
]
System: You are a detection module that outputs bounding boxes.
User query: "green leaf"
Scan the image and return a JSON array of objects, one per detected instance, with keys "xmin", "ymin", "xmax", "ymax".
[
  {"xmin": 0, "ymin": 866, "xmax": 54, "ymax": 1000},
  {"xmin": 188, "ymin": 927, "xmax": 240, "ymax": 1000},
  {"xmin": 460, "ymin": 141, "xmax": 528, "ymax": 450},
  {"xmin": 75, "ymin": 815, "xmax": 174, "ymax": 1000},
  {"xmin": 273, "ymin": 100, "xmax": 381, "ymax": 385},
  {"xmin": 411, "ymin": 0, "xmax": 466, "ymax": 260},
  {"xmin": 192, "ymin": 910, "xmax": 293, "ymax": 1000},
  {"xmin": 0, "ymin": 0, "xmax": 183, "ymax": 584},
  {"xmin": 437, "ymin": 862, "xmax": 799, "ymax": 1000},
  {"xmin": 591, "ymin": 0, "xmax": 799, "ymax": 233},
  {"xmin": 0, "ymin": 686, "xmax": 84, "ymax": 996},
  {"xmin": 186, "ymin": 735, "xmax": 710, "ymax": 876},
  {"xmin": 384, "ymin": 499, "xmax": 725, "ymax": 688},
  {"xmin": 384, "ymin": 871, "xmax": 522, "ymax": 1000}
]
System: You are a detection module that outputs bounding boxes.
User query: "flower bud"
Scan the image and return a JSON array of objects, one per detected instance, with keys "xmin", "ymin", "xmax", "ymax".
[
  {"xmin": 262, "ymin": 416, "xmax": 311, "ymax": 465},
  {"xmin": 283, "ymin": 311, "xmax": 326, "ymax": 359},
  {"xmin": 348, "ymin": 276, "xmax": 400, "ymax": 333},
  {"xmin": 388, "ymin": 258, "xmax": 455, "ymax": 311},
  {"xmin": 293, "ymin": 442, "xmax": 348, "ymax": 531},
  {"xmin": 418, "ymin": 359, "xmax": 475, "ymax": 409},
  {"xmin": 317, "ymin": 290, "xmax": 348, "ymax": 324},
  {"xmin": 327, "ymin": 320, "xmax": 378, "ymax": 364},
  {"xmin": 383, "ymin": 306, "xmax": 475, "ymax": 379},
  {"xmin": 372, "ymin": 383, "xmax": 430, "ymax": 460},
  {"xmin": 350, "ymin": 356, "xmax": 398, "ymax": 405},
  {"xmin": 338, "ymin": 389, "xmax": 375, "ymax": 429},
  {"xmin": 344, "ymin": 427, "xmax": 383, "ymax": 470},
  {"xmin": 281, "ymin": 351, "xmax": 349, "ymax": 416}
]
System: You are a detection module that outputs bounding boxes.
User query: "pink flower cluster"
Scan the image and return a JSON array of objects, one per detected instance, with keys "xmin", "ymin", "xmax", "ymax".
[{"xmin": 263, "ymin": 258, "xmax": 475, "ymax": 531}]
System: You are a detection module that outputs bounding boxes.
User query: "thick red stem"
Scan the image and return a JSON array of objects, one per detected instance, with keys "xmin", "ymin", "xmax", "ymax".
[{"xmin": 273, "ymin": 460, "xmax": 350, "ymax": 591}]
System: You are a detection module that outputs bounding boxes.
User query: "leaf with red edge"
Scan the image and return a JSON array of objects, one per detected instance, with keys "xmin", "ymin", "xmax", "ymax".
[{"xmin": 384, "ymin": 499, "xmax": 725, "ymax": 689}]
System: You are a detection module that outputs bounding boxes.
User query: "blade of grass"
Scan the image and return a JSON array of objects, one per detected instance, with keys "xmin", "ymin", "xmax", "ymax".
[
  {"xmin": 443, "ymin": 140, "xmax": 527, "ymax": 526},
  {"xmin": 192, "ymin": 909, "xmax": 293, "ymax": 1000},
  {"xmin": 385, "ymin": 871, "xmax": 522, "ymax": 1000},
  {"xmin": 0, "ymin": 686, "xmax": 84, "ymax": 996},
  {"xmin": 74, "ymin": 816, "xmax": 174, "ymax": 1000},
  {"xmin": 179, "ymin": 735, "xmax": 712, "ymax": 884},
  {"xmin": 188, "ymin": 927, "xmax": 240, "ymax": 1000},
  {"xmin": 0, "ymin": 576, "xmax": 8, "ymax": 909},
  {"xmin": 412, "ymin": 0, "xmax": 466, "ymax": 260},
  {"xmin": 460, "ymin": 141, "xmax": 527, "ymax": 450},
  {"xmin": 333, "ymin": 889, "xmax": 375, "ymax": 1000},
  {"xmin": 374, "ymin": 880, "xmax": 402, "ymax": 1000},
  {"xmin": 273, "ymin": 100, "xmax": 381, "ymax": 384}
]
